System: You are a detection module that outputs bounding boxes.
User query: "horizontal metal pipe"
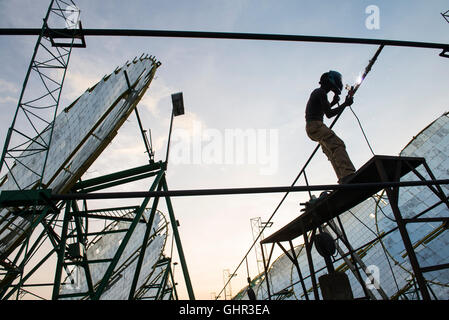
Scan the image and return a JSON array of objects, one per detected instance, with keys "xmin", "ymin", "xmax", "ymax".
[
  {"xmin": 1, "ymin": 28, "xmax": 448, "ymax": 50},
  {"xmin": 51, "ymin": 179, "xmax": 449, "ymax": 200}
]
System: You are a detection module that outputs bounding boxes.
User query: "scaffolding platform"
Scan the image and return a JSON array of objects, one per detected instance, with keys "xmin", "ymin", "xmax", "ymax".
[{"xmin": 261, "ymin": 155, "xmax": 426, "ymax": 244}]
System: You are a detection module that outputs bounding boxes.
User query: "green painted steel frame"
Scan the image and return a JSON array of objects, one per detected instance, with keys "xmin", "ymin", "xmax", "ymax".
[
  {"xmin": 91, "ymin": 169, "xmax": 164, "ymax": 299},
  {"xmin": 161, "ymin": 175, "xmax": 195, "ymax": 300},
  {"xmin": 0, "ymin": 0, "xmax": 82, "ymax": 190},
  {"xmin": 1, "ymin": 162, "xmax": 195, "ymax": 300}
]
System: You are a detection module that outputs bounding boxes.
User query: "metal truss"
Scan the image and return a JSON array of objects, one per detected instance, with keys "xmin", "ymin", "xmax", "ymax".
[
  {"xmin": 0, "ymin": 0, "xmax": 85, "ymax": 190},
  {"xmin": 442, "ymin": 10, "xmax": 449, "ymax": 24},
  {"xmin": 0, "ymin": 162, "xmax": 194, "ymax": 300},
  {"xmin": 259, "ymin": 157, "xmax": 449, "ymax": 301},
  {"xmin": 135, "ymin": 257, "xmax": 178, "ymax": 300}
]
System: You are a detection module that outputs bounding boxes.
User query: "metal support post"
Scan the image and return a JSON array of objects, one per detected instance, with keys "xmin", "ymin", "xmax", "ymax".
[
  {"xmin": 161, "ymin": 175, "xmax": 195, "ymax": 300},
  {"xmin": 335, "ymin": 216, "xmax": 371, "ymax": 299},
  {"xmin": 92, "ymin": 170, "xmax": 164, "ymax": 299},
  {"xmin": 324, "ymin": 221, "xmax": 383, "ymax": 300},
  {"xmin": 301, "ymin": 224, "xmax": 320, "ymax": 300},
  {"xmin": 0, "ymin": 207, "xmax": 60, "ymax": 299},
  {"xmin": 375, "ymin": 159, "xmax": 431, "ymax": 300},
  {"xmin": 260, "ymin": 243, "xmax": 272, "ymax": 300},
  {"xmin": 52, "ymin": 200, "xmax": 71, "ymax": 299},
  {"xmin": 416, "ymin": 161, "xmax": 449, "ymax": 211},
  {"xmin": 128, "ymin": 184, "xmax": 162, "ymax": 299},
  {"xmin": 71, "ymin": 201, "xmax": 94, "ymax": 299},
  {"xmin": 165, "ymin": 110, "xmax": 175, "ymax": 166},
  {"xmin": 276, "ymin": 241, "xmax": 309, "ymax": 300},
  {"xmin": 168, "ymin": 263, "xmax": 179, "ymax": 300},
  {"xmin": 288, "ymin": 240, "xmax": 309, "ymax": 300}
]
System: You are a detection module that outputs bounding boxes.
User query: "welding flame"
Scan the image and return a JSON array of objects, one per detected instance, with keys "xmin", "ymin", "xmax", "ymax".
[{"xmin": 356, "ymin": 73, "xmax": 363, "ymax": 85}]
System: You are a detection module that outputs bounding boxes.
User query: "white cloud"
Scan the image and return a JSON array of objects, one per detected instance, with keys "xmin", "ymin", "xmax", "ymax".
[
  {"xmin": 0, "ymin": 79, "xmax": 18, "ymax": 93},
  {"xmin": 0, "ymin": 96, "xmax": 17, "ymax": 104},
  {"xmin": 173, "ymin": 111, "xmax": 205, "ymax": 133},
  {"xmin": 64, "ymin": 71, "xmax": 103, "ymax": 101},
  {"xmin": 140, "ymin": 79, "xmax": 177, "ymax": 118}
]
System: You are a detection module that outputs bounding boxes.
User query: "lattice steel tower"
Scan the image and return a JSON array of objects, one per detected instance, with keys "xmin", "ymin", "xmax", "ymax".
[
  {"xmin": 0, "ymin": 0, "xmax": 85, "ymax": 190},
  {"xmin": 0, "ymin": 1, "xmax": 194, "ymax": 300}
]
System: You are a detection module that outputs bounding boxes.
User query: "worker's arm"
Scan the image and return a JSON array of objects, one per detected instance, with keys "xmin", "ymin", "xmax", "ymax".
[{"xmin": 324, "ymin": 94, "xmax": 354, "ymax": 118}]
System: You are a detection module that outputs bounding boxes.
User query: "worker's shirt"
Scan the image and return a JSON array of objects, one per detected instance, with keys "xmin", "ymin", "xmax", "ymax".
[{"xmin": 305, "ymin": 88, "xmax": 330, "ymax": 122}]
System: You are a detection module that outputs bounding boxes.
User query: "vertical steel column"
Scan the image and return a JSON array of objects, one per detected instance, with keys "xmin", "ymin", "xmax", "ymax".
[
  {"xmin": 0, "ymin": 207, "xmax": 59, "ymax": 299},
  {"xmin": 301, "ymin": 224, "xmax": 320, "ymax": 300},
  {"xmin": 71, "ymin": 201, "xmax": 94, "ymax": 299},
  {"xmin": 260, "ymin": 243, "xmax": 272, "ymax": 300},
  {"xmin": 375, "ymin": 159, "xmax": 431, "ymax": 300},
  {"xmin": 128, "ymin": 185, "xmax": 162, "ymax": 299},
  {"xmin": 303, "ymin": 171, "xmax": 313, "ymax": 200},
  {"xmin": 52, "ymin": 200, "xmax": 71, "ymax": 299},
  {"xmin": 165, "ymin": 110, "xmax": 175, "ymax": 166},
  {"xmin": 289, "ymin": 240, "xmax": 309, "ymax": 300},
  {"xmin": 134, "ymin": 106, "xmax": 152, "ymax": 161},
  {"xmin": 276, "ymin": 241, "xmax": 309, "ymax": 300},
  {"xmin": 168, "ymin": 263, "xmax": 179, "ymax": 300},
  {"xmin": 335, "ymin": 216, "xmax": 372, "ymax": 299},
  {"xmin": 414, "ymin": 161, "xmax": 449, "ymax": 211},
  {"xmin": 92, "ymin": 170, "xmax": 164, "ymax": 299},
  {"xmin": 161, "ymin": 175, "xmax": 195, "ymax": 300},
  {"xmin": 324, "ymin": 222, "xmax": 387, "ymax": 300}
]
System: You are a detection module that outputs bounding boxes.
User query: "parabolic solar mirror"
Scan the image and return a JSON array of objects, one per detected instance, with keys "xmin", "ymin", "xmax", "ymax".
[
  {"xmin": 59, "ymin": 209, "xmax": 169, "ymax": 300},
  {"xmin": 0, "ymin": 54, "xmax": 160, "ymax": 261}
]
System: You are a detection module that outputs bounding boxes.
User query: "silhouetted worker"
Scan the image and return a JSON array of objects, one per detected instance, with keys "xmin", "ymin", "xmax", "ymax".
[{"xmin": 305, "ymin": 71, "xmax": 356, "ymax": 184}]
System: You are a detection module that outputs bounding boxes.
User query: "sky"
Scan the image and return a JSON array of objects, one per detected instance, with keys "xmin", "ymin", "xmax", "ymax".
[{"xmin": 0, "ymin": 0, "xmax": 448, "ymax": 300}]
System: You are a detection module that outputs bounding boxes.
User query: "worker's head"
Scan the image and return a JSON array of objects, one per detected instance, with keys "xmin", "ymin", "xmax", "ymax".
[{"xmin": 319, "ymin": 71, "xmax": 343, "ymax": 95}]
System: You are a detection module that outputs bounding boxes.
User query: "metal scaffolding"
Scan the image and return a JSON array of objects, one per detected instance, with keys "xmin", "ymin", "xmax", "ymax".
[
  {"xmin": 0, "ymin": 0, "xmax": 85, "ymax": 191},
  {"xmin": 260, "ymin": 156, "xmax": 449, "ymax": 300},
  {"xmin": 0, "ymin": 1, "xmax": 193, "ymax": 300},
  {"xmin": 1, "ymin": 1, "xmax": 448, "ymax": 301}
]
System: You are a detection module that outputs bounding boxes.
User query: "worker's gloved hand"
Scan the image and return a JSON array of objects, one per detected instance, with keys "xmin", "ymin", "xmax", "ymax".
[{"xmin": 344, "ymin": 95, "xmax": 354, "ymax": 106}]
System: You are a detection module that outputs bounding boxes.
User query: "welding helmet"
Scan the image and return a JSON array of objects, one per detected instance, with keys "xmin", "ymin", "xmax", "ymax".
[{"xmin": 319, "ymin": 70, "xmax": 343, "ymax": 95}]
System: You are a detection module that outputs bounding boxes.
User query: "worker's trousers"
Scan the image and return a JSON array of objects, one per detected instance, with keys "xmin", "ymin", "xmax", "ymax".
[{"xmin": 306, "ymin": 120, "xmax": 355, "ymax": 182}]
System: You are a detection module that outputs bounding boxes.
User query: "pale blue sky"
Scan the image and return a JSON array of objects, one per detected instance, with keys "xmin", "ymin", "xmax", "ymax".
[{"xmin": 0, "ymin": 0, "xmax": 448, "ymax": 299}]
